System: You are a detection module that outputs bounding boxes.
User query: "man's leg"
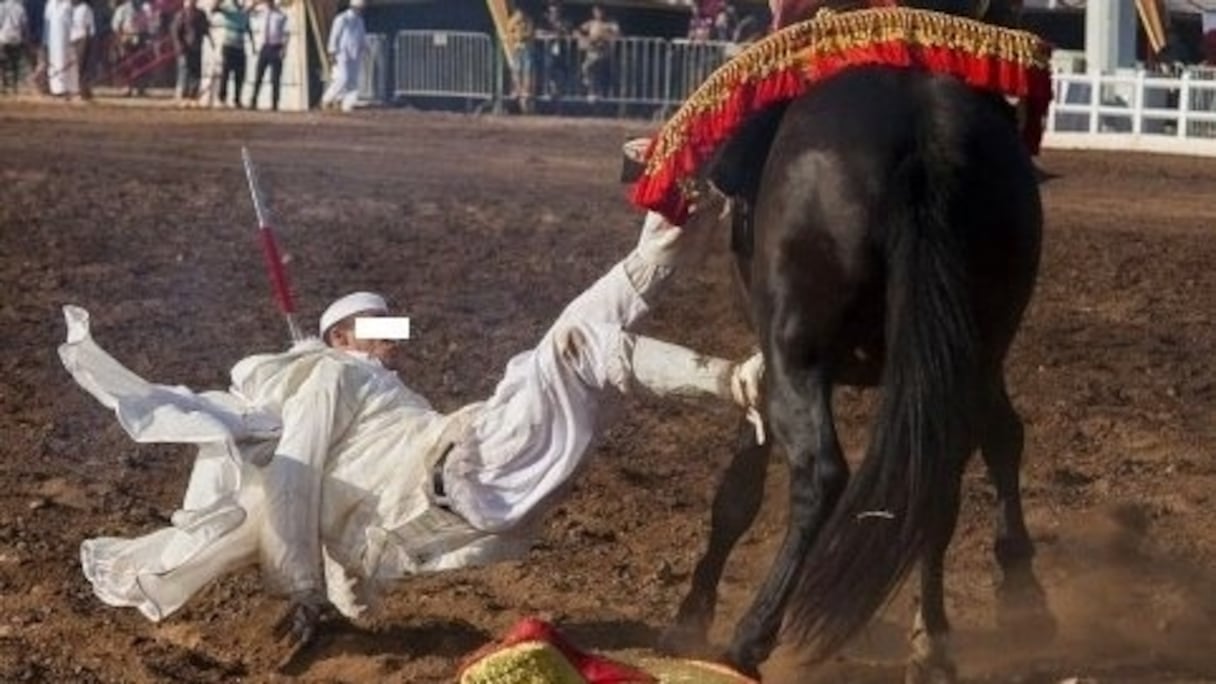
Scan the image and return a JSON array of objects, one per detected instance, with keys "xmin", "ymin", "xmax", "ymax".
[
  {"xmin": 269, "ymin": 50, "xmax": 281, "ymax": 110},
  {"xmin": 338, "ymin": 59, "xmax": 359, "ymax": 112},
  {"xmin": 1, "ymin": 45, "xmax": 16, "ymax": 92},
  {"xmin": 320, "ymin": 63, "xmax": 343, "ymax": 107},
  {"xmin": 219, "ymin": 47, "xmax": 232, "ymax": 103},
  {"xmin": 250, "ymin": 47, "xmax": 267, "ymax": 108},
  {"xmin": 186, "ymin": 50, "xmax": 202, "ymax": 99},
  {"xmin": 135, "ymin": 38, "xmax": 148, "ymax": 95},
  {"xmin": 176, "ymin": 54, "xmax": 187, "ymax": 99},
  {"xmin": 232, "ymin": 48, "xmax": 246, "ymax": 107},
  {"xmin": 82, "ymin": 462, "xmax": 264, "ymax": 622}
]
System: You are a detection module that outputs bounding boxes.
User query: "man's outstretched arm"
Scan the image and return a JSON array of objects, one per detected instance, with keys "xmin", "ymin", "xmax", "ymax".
[{"xmin": 626, "ymin": 336, "xmax": 762, "ymax": 410}]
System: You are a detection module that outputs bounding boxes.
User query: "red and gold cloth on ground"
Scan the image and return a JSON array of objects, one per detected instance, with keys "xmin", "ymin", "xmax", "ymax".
[
  {"xmin": 629, "ymin": 7, "xmax": 1055, "ymax": 224},
  {"xmin": 457, "ymin": 617, "xmax": 758, "ymax": 683}
]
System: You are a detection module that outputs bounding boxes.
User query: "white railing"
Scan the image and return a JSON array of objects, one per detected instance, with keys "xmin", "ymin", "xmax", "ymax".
[
  {"xmin": 1044, "ymin": 68, "xmax": 1216, "ymax": 156},
  {"xmin": 394, "ymin": 31, "xmax": 496, "ymax": 102}
]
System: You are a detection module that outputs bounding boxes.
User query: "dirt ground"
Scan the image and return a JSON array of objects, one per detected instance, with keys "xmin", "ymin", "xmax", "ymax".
[{"xmin": 1, "ymin": 103, "xmax": 1214, "ymax": 684}]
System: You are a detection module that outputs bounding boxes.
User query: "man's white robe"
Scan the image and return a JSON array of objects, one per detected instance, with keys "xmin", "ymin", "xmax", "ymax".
[
  {"xmin": 61, "ymin": 306, "xmax": 527, "ymax": 622},
  {"xmin": 320, "ymin": 8, "xmax": 364, "ymax": 111},
  {"xmin": 61, "ymin": 237, "xmax": 744, "ymax": 624},
  {"xmin": 44, "ymin": 0, "xmax": 73, "ymax": 95}
]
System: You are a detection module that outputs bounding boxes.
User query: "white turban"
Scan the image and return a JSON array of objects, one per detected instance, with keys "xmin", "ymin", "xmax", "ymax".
[
  {"xmin": 350, "ymin": 0, "xmax": 365, "ymax": 8},
  {"xmin": 320, "ymin": 291, "xmax": 388, "ymax": 339}
]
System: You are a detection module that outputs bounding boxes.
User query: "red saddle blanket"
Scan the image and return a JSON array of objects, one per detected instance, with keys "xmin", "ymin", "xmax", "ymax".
[{"xmin": 630, "ymin": 6, "xmax": 1054, "ymax": 224}]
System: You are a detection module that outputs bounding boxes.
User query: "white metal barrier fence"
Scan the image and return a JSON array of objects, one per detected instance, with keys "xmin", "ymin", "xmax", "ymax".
[
  {"xmin": 527, "ymin": 36, "xmax": 670, "ymax": 105},
  {"xmin": 666, "ymin": 39, "xmax": 734, "ymax": 103},
  {"xmin": 394, "ymin": 31, "xmax": 496, "ymax": 103}
]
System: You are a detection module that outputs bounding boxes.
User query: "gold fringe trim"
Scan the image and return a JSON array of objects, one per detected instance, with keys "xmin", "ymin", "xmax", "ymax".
[{"xmin": 645, "ymin": 6, "xmax": 1052, "ymax": 177}]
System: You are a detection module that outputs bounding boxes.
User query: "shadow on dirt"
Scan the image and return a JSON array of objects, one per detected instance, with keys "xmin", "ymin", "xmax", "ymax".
[
  {"xmin": 560, "ymin": 618, "xmax": 661, "ymax": 652},
  {"xmin": 818, "ymin": 504, "xmax": 1216, "ymax": 683},
  {"xmin": 753, "ymin": 503, "xmax": 1216, "ymax": 684},
  {"xmin": 278, "ymin": 618, "xmax": 490, "ymax": 676}
]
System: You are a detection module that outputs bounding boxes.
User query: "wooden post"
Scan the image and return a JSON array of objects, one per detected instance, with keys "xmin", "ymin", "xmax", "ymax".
[
  {"xmin": 1134, "ymin": 0, "xmax": 1166, "ymax": 57},
  {"xmin": 485, "ymin": 0, "xmax": 515, "ymax": 69}
]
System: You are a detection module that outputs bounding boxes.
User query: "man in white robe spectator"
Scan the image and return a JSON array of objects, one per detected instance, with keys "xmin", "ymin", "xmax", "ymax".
[
  {"xmin": 67, "ymin": 0, "xmax": 91, "ymax": 98},
  {"xmin": 62, "ymin": 204, "xmax": 763, "ymax": 649},
  {"xmin": 320, "ymin": 0, "xmax": 363, "ymax": 112},
  {"xmin": 42, "ymin": 0, "xmax": 70, "ymax": 95}
]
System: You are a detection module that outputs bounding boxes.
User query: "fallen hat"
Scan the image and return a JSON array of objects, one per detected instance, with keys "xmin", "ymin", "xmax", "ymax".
[{"xmin": 320, "ymin": 291, "xmax": 388, "ymax": 339}]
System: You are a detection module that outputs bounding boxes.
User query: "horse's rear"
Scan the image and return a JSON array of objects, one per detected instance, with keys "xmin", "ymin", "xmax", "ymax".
[{"xmin": 668, "ymin": 65, "xmax": 1052, "ymax": 681}]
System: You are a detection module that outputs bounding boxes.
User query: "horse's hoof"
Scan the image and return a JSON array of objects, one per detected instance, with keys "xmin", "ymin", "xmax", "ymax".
[
  {"xmin": 721, "ymin": 645, "xmax": 763, "ymax": 681},
  {"xmin": 905, "ymin": 656, "xmax": 958, "ymax": 684},
  {"xmin": 996, "ymin": 576, "xmax": 1057, "ymax": 646},
  {"xmin": 656, "ymin": 620, "xmax": 711, "ymax": 658}
]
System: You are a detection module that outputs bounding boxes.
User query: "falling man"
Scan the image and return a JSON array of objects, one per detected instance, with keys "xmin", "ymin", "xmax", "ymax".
[{"xmin": 61, "ymin": 199, "xmax": 763, "ymax": 650}]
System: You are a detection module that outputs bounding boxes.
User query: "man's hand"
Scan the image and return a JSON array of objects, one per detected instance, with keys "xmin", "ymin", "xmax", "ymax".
[
  {"xmin": 730, "ymin": 352, "xmax": 766, "ymax": 445},
  {"xmin": 273, "ymin": 589, "xmax": 328, "ymax": 653},
  {"xmin": 730, "ymin": 351, "xmax": 764, "ymax": 410}
]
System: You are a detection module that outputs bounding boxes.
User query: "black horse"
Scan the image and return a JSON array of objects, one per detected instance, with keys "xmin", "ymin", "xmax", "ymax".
[{"xmin": 660, "ymin": 1, "xmax": 1054, "ymax": 680}]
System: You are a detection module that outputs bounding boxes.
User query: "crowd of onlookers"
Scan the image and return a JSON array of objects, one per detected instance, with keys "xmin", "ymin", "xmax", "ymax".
[
  {"xmin": 502, "ymin": 0, "xmax": 764, "ymax": 112},
  {"xmin": 0, "ymin": 0, "xmax": 305, "ymax": 109},
  {"xmin": 4, "ymin": 0, "xmax": 1214, "ymax": 111}
]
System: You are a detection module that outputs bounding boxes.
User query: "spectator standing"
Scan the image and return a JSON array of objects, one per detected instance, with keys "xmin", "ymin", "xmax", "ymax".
[
  {"xmin": 320, "ymin": 0, "xmax": 364, "ymax": 112},
  {"xmin": 0, "ymin": 0, "xmax": 28, "ymax": 93},
  {"xmin": 67, "ymin": 0, "xmax": 91, "ymax": 98},
  {"xmin": 732, "ymin": 11, "xmax": 764, "ymax": 44},
  {"xmin": 1204, "ymin": 11, "xmax": 1215, "ymax": 67},
  {"xmin": 687, "ymin": 5, "xmax": 712, "ymax": 42},
  {"xmin": 713, "ymin": 1, "xmax": 737, "ymax": 42},
  {"xmin": 576, "ymin": 3, "xmax": 618, "ymax": 101},
  {"xmin": 535, "ymin": 1, "xmax": 570, "ymax": 99},
  {"xmin": 212, "ymin": 0, "xmax": 251, "ymax": 108},
  {"xmin": 42, "ymin": 0, "xmax": 71, "ymax": 96},
  {"xmin": 505, "ymin": 7, "xmax": 534, "ymax": 113},
  {"xmin": 247, "ymin": 0, "xmax": 286, "ymax": 110},
  {"xmin": 768, "ymin": 0, "xmax": 822, "ymax": 30},
  {"xmin": 110, "ymin": 0, "xmax": 148, "ymax": 95},
  {"xmin": 171, "ymin": 0, "xmax": 208, "ymax": 104}
]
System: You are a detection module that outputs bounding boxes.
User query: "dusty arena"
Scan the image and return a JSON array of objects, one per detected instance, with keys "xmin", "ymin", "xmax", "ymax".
[{"xmin": 1, "ymin": 104, "xmax": 1214, "ymax": 683}]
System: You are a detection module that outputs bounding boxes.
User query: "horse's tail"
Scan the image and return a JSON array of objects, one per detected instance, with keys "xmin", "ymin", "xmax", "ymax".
[{"xmin": 783, "ymin": 127, "xmax": 980, "ymax": 658}]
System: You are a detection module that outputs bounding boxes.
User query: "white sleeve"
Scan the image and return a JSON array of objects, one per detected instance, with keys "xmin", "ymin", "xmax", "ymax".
[
  {"xmin": 260, "ymin": 360, "xmax": 355, "ymax": 597},
  {"xmin": 327, "ymin": 13, "xmax": 343, "ymax": 54}
]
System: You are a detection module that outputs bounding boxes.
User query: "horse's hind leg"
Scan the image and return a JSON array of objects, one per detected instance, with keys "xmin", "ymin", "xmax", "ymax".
[
  {"xmin": 660, "ymin": 418, "xmax": 771, "ymax": 656},
  {"xmin": 725, "ymin": 354, "xmax": 846, "ymax": 676},
  {"xmin": 980, "ymin": 379, "xmax": 1055, "ymax": 640},
  {"xmin": 907, "ymin": 459, "xmax": 966, "ymax": 684}
]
